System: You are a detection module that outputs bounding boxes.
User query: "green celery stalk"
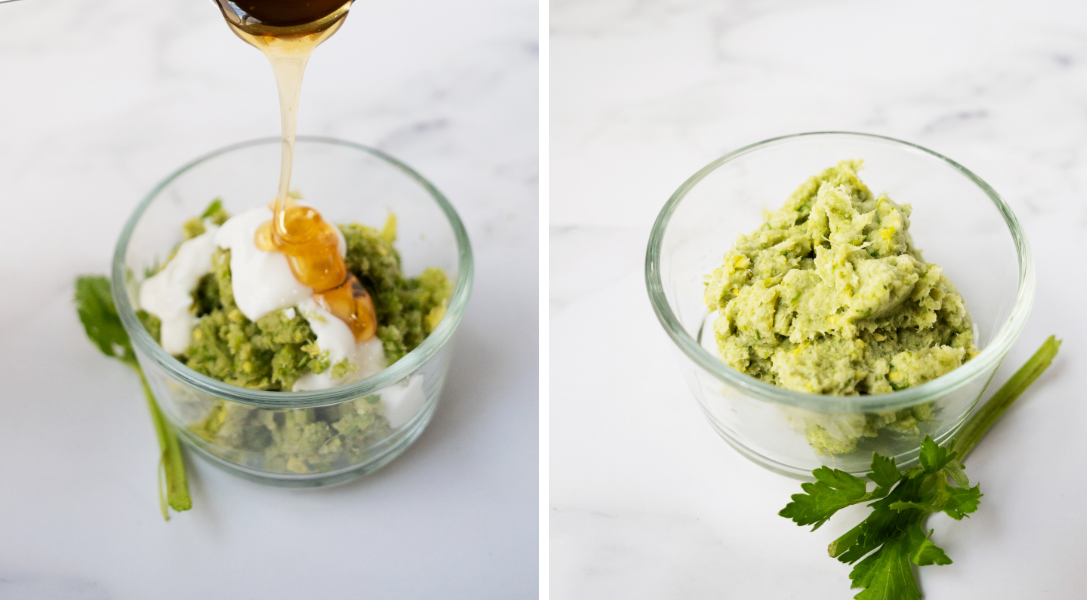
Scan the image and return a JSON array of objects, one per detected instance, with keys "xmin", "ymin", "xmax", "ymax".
[{"xmin": 954, "ymin": 335, "xmax": 1062, "ymax": 460}]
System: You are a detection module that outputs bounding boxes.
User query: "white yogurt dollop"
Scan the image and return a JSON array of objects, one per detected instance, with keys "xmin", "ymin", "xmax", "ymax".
[
  {"xmin": 381, "ymin": 375, "xmax": 426, "ymax": 428},
  {"xmin": 214, "ymin": 206, "xmax": 313, "ymax": 322},
  {"xmin": 292, "ymin": 298, "xmax": 387, "ymax": 391},
  {"xmin": 214, "ymin": 206, "xmax": 385, "ymax": 391},
  {"xmin": 140, "ymin": 204, "xmax": 393, "ymax": 395},
  {"xmin": 138, "ymin": 225, "xmax": 219, "ymax": 354}
]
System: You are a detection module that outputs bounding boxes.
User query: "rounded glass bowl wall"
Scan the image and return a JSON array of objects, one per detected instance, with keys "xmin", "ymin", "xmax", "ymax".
[
  {"xmin": 646, "ymin": 133, "xmax": 1033, "ymax": 477},
  {"xmin": 113, "ymin": 137, "xmax": 473, "ymax": 487}
]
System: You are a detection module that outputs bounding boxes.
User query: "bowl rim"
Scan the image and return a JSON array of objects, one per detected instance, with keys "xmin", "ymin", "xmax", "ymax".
[
  {"xmin": 645, "ymin": 131, "xmax": 1035, "ymax": 413},
  {"xmin": 111, "ymin": 136, "xmax": 474, "ymax": 409}
]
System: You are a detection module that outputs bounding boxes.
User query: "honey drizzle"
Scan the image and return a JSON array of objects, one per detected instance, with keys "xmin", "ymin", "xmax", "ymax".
[{"xmin": 217, "ymin": 0, "xmax": 377, "ymax": 342}]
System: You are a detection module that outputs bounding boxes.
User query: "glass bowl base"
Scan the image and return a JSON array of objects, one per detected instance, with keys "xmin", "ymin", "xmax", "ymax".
[
  {"xmin": 178, "ymin": 400, "xmax": 439, "ymax": 488},
  {"xmin": 702, "ymin": 404, "xmax": 968, "ymax": 481}
]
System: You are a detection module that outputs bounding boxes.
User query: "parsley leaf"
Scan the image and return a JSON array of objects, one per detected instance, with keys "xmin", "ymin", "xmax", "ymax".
[
  {"xmin": 869, "ymin": 453, "xmax": 902, "ymax": 490},
  {"xmin": 75, "ymin": 276, "xmax": 136, "ymax": 366},
  {"xmin": 917, "ymin": 437, "xmax": 956, "ymax": 474},
  {"xmin": 942, "ymin": 459, "xmax": 969, "ymax": 488},
  {"xmin": 849, "ymin": 534, "xmax": 920, "ymax": 600},
  {"xmin": 832, "ymin": 475, "xmax": 926, "ymax": 565},
  {"xmin": 779, "ymin": 467, "xmax": 868, "ymax": 530},
  {"xmin": 75, "ymin": 275, "xmax": 192, "ymax": 520},
  {"xmin": 780, "ymin": 451, "xmax": 903, "ymax": 531},
  {"xmin": 905, "ymin": 524, "xmax": 952, "ymax": 567},
  {"xmin": 891, "ymin": 484, "xmax": 982, "ymax": 521},
  {"xmin": 781, "ymin": 336, "xmax": 1060, "ymax": 600}
]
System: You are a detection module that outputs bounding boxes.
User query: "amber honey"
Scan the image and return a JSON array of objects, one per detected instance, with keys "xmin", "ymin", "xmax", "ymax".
[
  {"xmin": 217, "ymin": 0, "xmax": 376, "ymax": 341},
  {"xmin": 254, "ymin": 199, "xmax": 376, "ymax": 341}
]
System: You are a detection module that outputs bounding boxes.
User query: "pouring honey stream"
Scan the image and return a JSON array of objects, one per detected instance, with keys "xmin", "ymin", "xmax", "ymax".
[{"xmin": 214, "ymin": 0, "xmax": 376, "ymax": 342}]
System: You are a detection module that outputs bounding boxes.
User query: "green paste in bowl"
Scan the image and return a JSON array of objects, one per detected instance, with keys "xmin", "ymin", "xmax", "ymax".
[{"xmin": 703, "ymin": 160, "xmax": 975, "ymax": 454}]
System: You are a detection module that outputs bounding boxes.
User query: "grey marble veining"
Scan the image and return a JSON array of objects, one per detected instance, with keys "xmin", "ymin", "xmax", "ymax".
[
  {"xmin": 0, "ymin": 0, "xmax": 538, "ymax": 597},
  {"xmin": 552, "ymin": 1, "xmax": 1086, "ymax": 598}
]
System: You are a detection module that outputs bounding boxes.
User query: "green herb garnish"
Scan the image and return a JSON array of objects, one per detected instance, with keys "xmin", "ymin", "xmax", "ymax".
[
  {"xmin": 75, "ymin": 275, "xmax": 192, "ymax": 520},
  {"xmin": 780, "ymin": 336, "xmax": 1060, "ymax": 599},
  {"xmin": 200, "ymin": 198, "xmax": 223, "ymax": 219}
]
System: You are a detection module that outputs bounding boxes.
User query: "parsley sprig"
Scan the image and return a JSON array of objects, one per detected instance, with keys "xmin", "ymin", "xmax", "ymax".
[
  {"xmin": 780, "ymin": 336, "xmax": 1060, "ymax": 599},
  {"xmin": 75, "ymin": 275, "xmax": 192, "ymax": 520}
]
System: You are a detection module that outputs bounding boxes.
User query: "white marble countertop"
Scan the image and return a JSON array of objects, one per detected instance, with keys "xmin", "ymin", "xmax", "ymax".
[
  {"xmin": 0, "ymin": 0, "xmax": 538, "ymax": 597},
  {"xmin": 551, "ymin": 1, "xmax": 1084, "ymax": 598}
]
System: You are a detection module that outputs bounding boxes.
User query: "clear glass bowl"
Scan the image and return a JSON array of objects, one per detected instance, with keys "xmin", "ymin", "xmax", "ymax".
[
  {"xmin": 646, "ymin": 132, "xmax": 1034, "ymax": 478},
  {"xmin": 111, "ymin": 137, "xmax": 473, "ymax": 487}
]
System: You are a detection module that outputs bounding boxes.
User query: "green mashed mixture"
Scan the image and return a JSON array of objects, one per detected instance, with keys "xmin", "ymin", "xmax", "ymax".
[
  {"xmin": 703, "ymin": 160, "xmax": 975, "ymax": 454},
  {"xmin": 138, "ymin": 200, "xmax": 452, "ymax": 473},
  {"xmin": 142, "ymin": 200, "xmax": 451, "ymax": 390}
]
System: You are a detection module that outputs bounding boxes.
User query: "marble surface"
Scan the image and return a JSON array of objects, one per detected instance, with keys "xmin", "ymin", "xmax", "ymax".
[
  {"xmin": 0, "ymin": 0, "xmax": 537, "ymax": 598},
  {"xmin": 551, "ymin": 1, "xmax": 1085, "ymax": 598}
]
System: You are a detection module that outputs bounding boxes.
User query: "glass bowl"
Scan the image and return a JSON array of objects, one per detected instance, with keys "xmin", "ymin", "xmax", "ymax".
[
  {"xmin": 111, "ymin": 137, "xmax": 473, "ymax": 487},
  {"xmin": 646, "ymin": 132, "xmax": 1033, "ymax": 478}
]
